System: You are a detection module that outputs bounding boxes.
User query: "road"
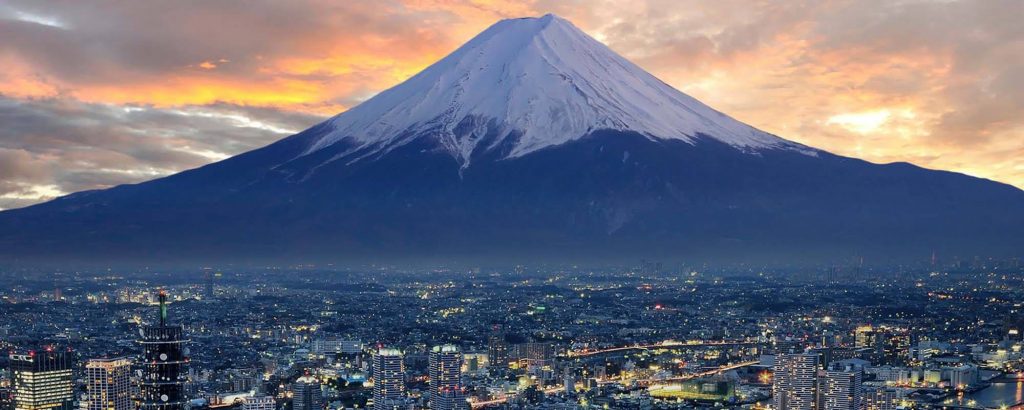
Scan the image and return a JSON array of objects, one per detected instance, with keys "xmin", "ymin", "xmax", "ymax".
[{"xmin": 567, "ymin": 340, "xmax": 759, "ymax": 358}]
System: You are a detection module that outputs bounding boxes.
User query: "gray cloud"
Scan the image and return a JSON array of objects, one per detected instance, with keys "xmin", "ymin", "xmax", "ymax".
[
  {"xmin": 0, "ymin": 96, "xmax": 326, "ymax": 209},
  {"xmin": 0, "ymin": 0, "xmax": 456, "ymax": 85}
]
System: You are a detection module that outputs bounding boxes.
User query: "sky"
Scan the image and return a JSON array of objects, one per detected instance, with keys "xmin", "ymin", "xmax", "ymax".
[{"xmin": 1, "ymin": 0, "xmax": 1022, "ymax": 210}]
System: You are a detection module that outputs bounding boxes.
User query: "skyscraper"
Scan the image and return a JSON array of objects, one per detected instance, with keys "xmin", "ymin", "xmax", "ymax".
[
  {"xmin": 291, "ymin": 375, "xmax": 322, "ymax": 410},
  {"xmin": 372, "ymin": 348, "xmax": 405, "ymax": 410},
  {"xmin": 819, "ymin": 369, "xmax": 863, "ymax": 410},
  {"xmin": 772, "ymin": 353, "xmax": 818, "ymax": 410},
  {"xmin": 428, "ymin": 345, "xmax": 466, "ymax": 410},
  {"xmin": 487, "ymin": 325, "xmax": 508, "ymax": 372},
  {"xmin": 9, "ymin": 349, "xmax": 74, "ymax": 410},
  {"xmin": 83, "ymin": 358, "xmax": 132, "ymax": 410},
  {"xmin": 138, "ymin": 291, "xmax": 190, "ymax": 410},
  {"xmin": 203, "ymin": 271, "xmax": 214, "ymax": 299}
]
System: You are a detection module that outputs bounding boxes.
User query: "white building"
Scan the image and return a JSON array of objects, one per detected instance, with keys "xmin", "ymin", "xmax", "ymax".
[
  {"xmin": 949, "ymin": 365, "xmax": 979, "ymax": 389},
  {"xmin": 83, "ymin": 358, "xmax": 132, "ymax": 410},
  {"xmin": 373, "ymin": 348, "xmax": 406, "ymax": 410},
  {"xmin": 241, "ymin": 396, "xmax": 275, "ymax": 410},
  {"xmin": 429, "ymin": 345, "xmax": 466, "ymax": 410}
]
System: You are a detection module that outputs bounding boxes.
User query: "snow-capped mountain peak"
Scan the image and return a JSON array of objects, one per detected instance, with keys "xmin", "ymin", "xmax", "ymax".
[{"xmin": 306, "ymin": 14, "xmax": 811, "ymax": 165}]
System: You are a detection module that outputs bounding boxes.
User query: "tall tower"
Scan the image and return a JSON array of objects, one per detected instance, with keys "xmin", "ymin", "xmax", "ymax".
[
  {"xmin": 9, "ymin": 349, "xmax": 74, "ymax": 410},
  {"xmin": 372, "ymin": 348, "xmax": 405, "ymax": 410},
  {"xmin": 772, "ymin": 353, "xmax": 818, "ymax": 410},
  {"xmin": 84, "ymin": 357, "xmax": 132, "ymax": 410},
  {"xmin": 428, "ymin": 345, "xmax": 466, "ymax": 410},
  {"xmin": 486, "ymin": 325, "xmax": 508, "ymax": 372},
  {"xmin": 291, "ymin": 374, "xmax": 323, "ymax": 410},
  {"xmin": 203, "ymin": 271, "xmax": 214, "ymax": 300},
  {"xmin": 138, "ymin": 291, "xmax": 190, "ymax": 410}
]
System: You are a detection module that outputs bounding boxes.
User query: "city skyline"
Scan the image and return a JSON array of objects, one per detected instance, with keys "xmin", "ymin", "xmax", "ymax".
[{"xmin": 4, "ymin": 264, "xmax": 1024, "ymax": 409}]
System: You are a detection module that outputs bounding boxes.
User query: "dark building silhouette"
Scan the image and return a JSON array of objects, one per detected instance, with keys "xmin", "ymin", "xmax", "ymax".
[{"xmin": 138, "ymin": 291, "xmax": 190, "ymax": 410}]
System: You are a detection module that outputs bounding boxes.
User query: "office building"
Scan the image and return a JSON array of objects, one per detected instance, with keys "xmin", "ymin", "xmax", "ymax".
[
  {"xmin": 83, "ymin": 358, "xmax": 132, "ymax": 410},
  {"xmin": 772, "ymin": 353, "xmax": 818, "ymax": 410},
  {"xmin": 9, "ymin": 349, "xmax": 74, "ymax": 410}
]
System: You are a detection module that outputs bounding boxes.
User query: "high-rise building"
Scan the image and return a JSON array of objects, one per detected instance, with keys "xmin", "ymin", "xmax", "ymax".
[
  {"xmin": 372, "ymin": 348, "xmax": 405, "ymax": 410},
  {"xmin": 772, "ymin": 353, "xmax": 818, "ymax": 410},
  {"xmin": 9, "ymin": 349, "xmax": 74, "ymax": 410},
  {"xmin": 487, "ymin": 326, "xmax": 508, "ymax": 372},
  {"xmin": 138, "ymin": 291, "xmax": 190, "ymax": 410},
  {"xmin": 203, "ymin": 271, "xmax": 214, "ymax": 299},
  {"xmin": 241, "ymin": 396, "xmax": 275, "ymax": 410},
  {"xmin": 83, "ymin": 358, "xmax": 132, "ymax": 410},
  {"xmin": 819, "ymin": 369, "xmax": 863, "ymax": 410},
  {"xmin": 428, "ymin": 345, "xmax": 466, "ymax": 410},
  {"xmin": 291, "ymin": 375, "xmax": 322, "ymax": 410}
]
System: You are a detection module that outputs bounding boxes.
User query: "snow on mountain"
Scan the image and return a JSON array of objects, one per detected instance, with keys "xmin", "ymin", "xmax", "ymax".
[{"xmin": 306, "ymin": 14, "xmax": 815, "ymax": 167}]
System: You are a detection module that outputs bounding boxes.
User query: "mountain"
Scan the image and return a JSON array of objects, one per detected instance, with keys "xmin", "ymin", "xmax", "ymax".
[{"xmin": 1, "ymin": 14, "xmax": 1023, "ymax": 266}]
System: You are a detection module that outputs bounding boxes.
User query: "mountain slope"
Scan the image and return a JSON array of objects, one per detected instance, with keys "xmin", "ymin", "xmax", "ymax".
[{"xmin": 1, "ymin": 14, "xmax": 1022, "ymax": 266}]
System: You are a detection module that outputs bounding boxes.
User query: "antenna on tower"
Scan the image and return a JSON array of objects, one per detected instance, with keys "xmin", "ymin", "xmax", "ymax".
[{"xmin": 158, "ymin": 290, "xmax": 167, "ymax": 327}]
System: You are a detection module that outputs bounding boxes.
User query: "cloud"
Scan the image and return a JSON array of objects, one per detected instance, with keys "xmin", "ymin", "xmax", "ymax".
[
  {"xmin": 0, "ymin": 96, "xmax": 325, "ymax": 209},
  {"xmin": 0, "ymin": 0, "xmax": 1021, "ymax": 209}
]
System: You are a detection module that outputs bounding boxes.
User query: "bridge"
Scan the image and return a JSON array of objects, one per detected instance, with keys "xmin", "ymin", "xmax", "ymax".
[{"xmin": 566, "ymin": 340, "xmax": 760, "ymax": 359}]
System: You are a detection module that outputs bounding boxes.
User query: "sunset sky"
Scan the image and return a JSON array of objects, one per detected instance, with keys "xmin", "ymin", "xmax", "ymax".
[{"xmin": 1, "ymin": 0, "xmax": 1022, "ymax": 210}]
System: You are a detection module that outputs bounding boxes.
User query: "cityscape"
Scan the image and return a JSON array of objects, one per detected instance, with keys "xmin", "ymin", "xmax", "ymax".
[{"xmin": 2, "ymin": 259, "xmax": 1024, "ymax": 409}]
